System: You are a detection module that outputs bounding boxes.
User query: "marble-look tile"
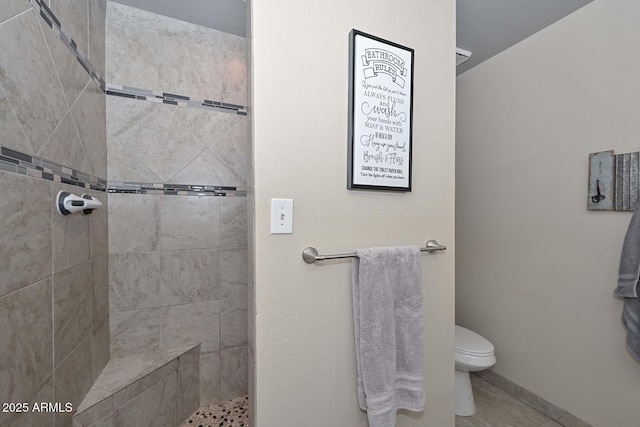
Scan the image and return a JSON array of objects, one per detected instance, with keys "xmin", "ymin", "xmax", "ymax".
[
  {"xmin": 178, "ymin": 109, "xmax": 248, "ymax": 181},
  {"xmin": 38, "ymin": 111, "xmax": 91, "ymax": 175},
  {"xmin": 200, "ymin": 353, "xmax": 220, "ymax": 406},
  {"xmin": 87, "ymin": 413, "xmax": 114, "ymax": 427},
  {"xmin": 219, "ymin": 50, "xmax": 248, "ymax": 107},
  {"xmin": 54, "ymin": 335, "xmax": 94, "ymax": 427},
  {"xmin": 178, "ymin": 344, "xmax": 200, "ymax": 369},
  {"xmin": 88, "ymin": 188, "xmax": 108, "ymax": 259},
  {"xmin": 74, "ymin": 386, "xmax": 113, "ymax": 427},
  {"xmin": 159, "ymin": 195, "xmax": 220, "ymax": 251},
  {"xmin": 0, "ymin": 0, "xmax": 30, "ymax": 24},
  {"xmin": 0, "ymin": 86, "xmax": 31, "ymax": 153},
  {"xmin": 71, "ymin": 81, "xmax": 107, "ymax": 178},
  {"xmin": 3, "ymin": 374, "xmax": 54, "ymax": 427},
  {"xmin": 106, "ymin": 96, "xmax": 205, "ymax": 182},
  {"xmin": 92, "ymin": 255, "xmax": 109, "ymax": 324},
  {"xmin": 109, "ymin": 252, "xmax": 160, "ymax": 312},
  {"xmin": 0, "ymin": 279, "xmax": 53, "ymax": 404},
  {"xmin": 219, "ymin": 32, "xmax": 247, "ymax": 55},
  {"xmin": 160, "ymin": 249, "xmax": 220, "ymax": 305},
  {"xmin": 113, "ymin": 371, "xmax": 177, "ymax": 427},
  {"xmin": 220, "ymin": 248, "xmax": 248, "ymax": 300},
  {"xmin": 221, "ymin": 197, "xmax": 247, "ymax": 249},
  {"xmin": 50, "ymin": 0, "xmax": 88, "ymax": 54},
  {"xmin": 0, "ymin": 9, "xmax": 67, "ymax": 153},
  {"xmin": 53, "ymin": 182, "xmax": 91, "ymax": 273},
  {"xmin": 38, "ymin": 12, "xmax": 90, "ymax": 109},
  {"xmin": 88, "ymin": 0, "xmax": 106, "ymax": 78},
  {"xmin": 108, "ymin": 193, "xmax": 159, "ymax": 253},
  {"xmin": 106, "ymin": 140, "xmax": 161, "ymax": 183},
  {"xmin": 0, "ymin": 172, "xmax": 52, "ymax": 298},
  {"xmin": 109, "ymin": 308, "xmax": 161, "ymax": 358},
  {"xmin": 160, "ymin": 301, "xmax": 221, "ymax": 353},
  {"xmin": 53, "ymin": 262, "xmax": 93, "ymax": 364},
  {"xmin": 220, "ymin": 347, "xmax": 248, "ymax": 401},
  {"xmin": 538, "ymin": 421, "xmax": 564, "ymax": 427},
  {"xmin": 177, "ymin": 353, "xmax": 199, "ymax": 423},
  {"xmin": 169, "ymin": 147, "xmax": 241, "ymax": 187},
  {"xmin": 92, "ymin": 318, "xmax": 110, "ymax": 381},
  {"xmin": 106, "ymin": 21, "xmax": 159, "ymax": 89},
  {"xmin": 221, "ymin": 297, "xmax": 247, "ymax": 350},
  {"xmin": 112, "ymin": 360, "xmax": 177, "ymax": 409}
]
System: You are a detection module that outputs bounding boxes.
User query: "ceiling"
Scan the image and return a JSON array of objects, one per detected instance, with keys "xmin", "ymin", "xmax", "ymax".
[
  {"xmin": 111, "ymin": 0, "xmax": 594, "ymax": 75},
  {"xmin": 457, "ymin": 0, "xmax": 593, "ymax": 75}
]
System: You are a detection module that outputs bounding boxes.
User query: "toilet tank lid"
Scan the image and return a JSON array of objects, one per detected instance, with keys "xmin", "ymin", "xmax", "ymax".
[{"xmin": 455, "ymin": 325, "xmax": 494, "ymax": 355}]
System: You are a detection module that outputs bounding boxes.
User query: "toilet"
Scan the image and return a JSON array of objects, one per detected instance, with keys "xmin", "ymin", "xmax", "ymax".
[{"xmin": 454, "ymin": 325, "xmax": 496, "ymax": 416}]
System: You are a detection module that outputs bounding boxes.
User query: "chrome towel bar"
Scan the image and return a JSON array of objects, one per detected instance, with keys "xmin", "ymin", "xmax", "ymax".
[{"xmin": 302, "ymin": 240, "xmax": 447, "ymax": 264}]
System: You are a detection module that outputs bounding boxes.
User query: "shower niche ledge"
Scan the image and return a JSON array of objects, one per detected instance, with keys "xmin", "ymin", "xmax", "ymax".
[{"xmin": 73, "ymin": 344, "xmax": 200, "ymax": 427}]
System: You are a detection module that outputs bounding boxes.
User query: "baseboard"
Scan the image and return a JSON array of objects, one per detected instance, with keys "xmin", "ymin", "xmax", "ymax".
[{"xmin": 475, "ymin": 370, "xmax": 592, "ymax": 427}]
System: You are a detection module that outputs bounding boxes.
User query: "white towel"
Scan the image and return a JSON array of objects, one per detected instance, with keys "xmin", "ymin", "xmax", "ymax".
[{"xmin": 352, "ymin": 246, "xmax": 425, "ymax": 427}]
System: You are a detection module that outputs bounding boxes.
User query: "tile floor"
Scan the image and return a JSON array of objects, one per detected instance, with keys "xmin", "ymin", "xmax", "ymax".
[{"xmin": 456, "ymin": 375, "xmax": 563, "ymax": 427}]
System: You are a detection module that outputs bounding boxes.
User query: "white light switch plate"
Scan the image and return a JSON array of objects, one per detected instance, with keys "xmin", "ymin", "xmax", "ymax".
[{"xmin": 271, "ymin": 198, "xmax": 293, "ymax": 234}]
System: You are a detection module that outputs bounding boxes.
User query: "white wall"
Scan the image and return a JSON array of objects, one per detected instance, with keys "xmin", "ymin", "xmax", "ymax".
[
  {"xmin": 456, "ymin": 0, "xmax": 640, "ymax": 425},
  {"xmin": 249, "ymin": 0, "xmax": 456, "ymax": 425}
]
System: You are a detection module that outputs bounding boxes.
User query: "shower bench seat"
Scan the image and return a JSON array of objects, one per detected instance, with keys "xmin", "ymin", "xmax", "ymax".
[{"xmin": 72, "ymin": 344, "xmax": 200, "ymax": 427}]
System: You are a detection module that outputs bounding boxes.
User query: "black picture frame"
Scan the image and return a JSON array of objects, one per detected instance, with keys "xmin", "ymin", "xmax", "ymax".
[{"xmin": 347, "ymin": 29, "xmax": 414, "ymax": 192}]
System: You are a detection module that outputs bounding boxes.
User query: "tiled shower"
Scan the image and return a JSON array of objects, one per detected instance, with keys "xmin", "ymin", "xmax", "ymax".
[{"xmin": 0, "ymin": 0, "xmax": 249, "ymax": 425}]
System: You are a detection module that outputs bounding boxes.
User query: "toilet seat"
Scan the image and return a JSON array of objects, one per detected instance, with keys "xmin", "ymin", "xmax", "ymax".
[{"xmin": 455, "ymin": 325, "xmax": 494, "ymax": 357}]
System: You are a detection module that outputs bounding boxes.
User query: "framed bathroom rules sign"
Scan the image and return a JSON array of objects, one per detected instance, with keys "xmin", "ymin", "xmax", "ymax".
[{"xmin": 347, "ymin": 29, "xmax": 414, "ymax": 192}]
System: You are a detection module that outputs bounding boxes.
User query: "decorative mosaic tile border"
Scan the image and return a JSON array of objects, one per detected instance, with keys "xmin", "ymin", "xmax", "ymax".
[
  {"xmin": 106, "ymin": 84, "xmax": 248, "ymax": 116},
  {"xmin": 0, "ymin": 145, "xmax": 107, "ymax": 191},
  {"xmin": 31, "ymin": 0, "xmax": 248, "ymax": 115},
  {"xmin": 0, "ymin": 145, "xmax": 247, "ymax": 197},
  {"xmin": 31, "ymin": 0, "xmax": 106, "ymax": 92}
]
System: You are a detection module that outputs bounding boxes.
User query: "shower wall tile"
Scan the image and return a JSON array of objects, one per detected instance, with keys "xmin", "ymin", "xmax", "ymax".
[
  {"xmin": 109, "ymin": 252, "xmax": 161, "ymax": 312},
  {"xmin": 93, "ymin": 255, "xmax": 109, "ymax": 324},
  {"xmin": 88, "ymin": 0, "xmax": 107, "ymax": 79},
  {"xmin": 53, "ymin": 261, "xmax": 93, "ymax": 364},
  {"xmin": 113, "ymin": 371, "xmax": 177, "ymax": 427},
  {"xmin": 169, "ymin": 147, "xmax": 241, "ymax": 187},
  {"xmin": 37, "ymin": 111, "xmax": 91, "ymax": 176},
  {"xmin": 0, "ymin": 0, "xmax": 30, "ymax": 24},
  {"xmin": 0, "ymin": 87, "xmax": 31, "ymax": 154},
  {"xmin": 0, "ymin": 172, "xmax": 52, "ymax": 298},
  {"xmin": 0, "ymin": 278, "xmax": 53, "ymax": 404},
  {"xmin": 3, "ymin": 373, "xmax": 54, "ymax": 427},
  {"xmin": 89, "ymin": 414, "xmax": 114, "ymax": 427},
  {"xmin": 160, "ymin": 301, "xmax": 221, "ymax": 353},
  {"xmin": 92, "ymin": 318, "xmax": 110, "ymax": 381},
  {"xmin": 38, "ymin": 12, "xmax": 90, "ymax": 109},
  {"xmin": 221, "ymin": 197, "xmax": 247, "ymax": 248},
  {"xmin": 54, "ymin": 335, "xmax": 93, "ymax": 427},
  {"xmin": 159, "ymin": 195, "xmax": 220, "ymax": 251},
  {"xmin": 200, "ymin": 353, "xmax": 220, "ymax": 405},
  {"xmin": 50, "ymin": 0, "xmax": 89, "ymax": 54},
  {"xmin": 220, "ymin": 347, "xmax": 248, "ymax": 401},
  {"xmin": 107, "ymin": 140, "xmax": 161, "ymax": 183},
  {"xmin": 106, "ymin": 22, "xmax": 159, "ymax": 89},
  {"xmin": 89, "ymin": 188, "xmax": 109, "ymax": 259},
  {"xmin": 219, "ymin": 49, "xmax": 247, "ymax": 106},
  {"xmin": 220, "ymin": 248, "xmax": 248, "ymax": 299},
  {"xmin": 160, "ymin": 249, "xmax": 221, "ymax": 305},
  {"xmin": 108, "ymin": 193, "xmax": 159, "ymax": 253},
  {"xmin": 71, "ymin": 81, "xmax": 107, "ymax": 178},
  {"xmin": 221, "ymin": 297, "xmax": 248, "ymax": 349},
  {"xmin": 110, "ymin": 308, "xmax": 161, "ymax": 358},
  {"xmin": 0, "ymin": 9, "xmax": 67, "ymax": 154},
  {"xmin": 53, "ymin": 182, "xmax": 91, "ymax": 273}
]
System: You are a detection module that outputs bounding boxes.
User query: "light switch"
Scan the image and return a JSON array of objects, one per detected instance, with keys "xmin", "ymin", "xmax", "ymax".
[{"xmin": 271, "ymin": 198, "xmax": 293, "ymax": 234}]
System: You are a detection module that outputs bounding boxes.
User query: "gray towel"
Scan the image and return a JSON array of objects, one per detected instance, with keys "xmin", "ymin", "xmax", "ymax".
[
  {"xmin": 615, "ymin": 206, "xmax": 640, "ymax": 362},
  {"xmin": 352, "ymin": 246, "xmax": 424, "ymax": 427}
]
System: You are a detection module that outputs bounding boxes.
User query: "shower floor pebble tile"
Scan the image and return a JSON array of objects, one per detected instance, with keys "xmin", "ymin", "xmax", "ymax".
[{"xmin": 181, "ymin": 395, "xmax": 249, "ymax": 427}]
